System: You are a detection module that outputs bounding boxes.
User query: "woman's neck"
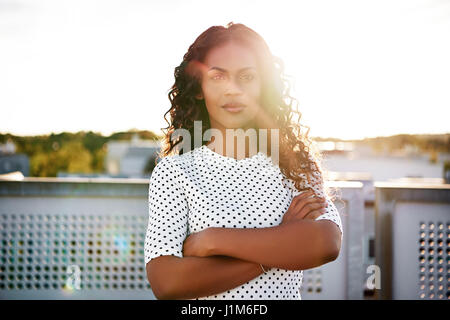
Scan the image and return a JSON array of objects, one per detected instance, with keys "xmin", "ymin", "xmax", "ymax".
[{"xmin": 205, "ymin": 126, "xmax": 260, "ymax": 160}]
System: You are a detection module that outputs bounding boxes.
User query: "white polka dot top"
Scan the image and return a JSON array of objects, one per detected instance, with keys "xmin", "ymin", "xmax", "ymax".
[{"xmin": 144, "ymin": 144, "xmax": 343, "ymax": 300}]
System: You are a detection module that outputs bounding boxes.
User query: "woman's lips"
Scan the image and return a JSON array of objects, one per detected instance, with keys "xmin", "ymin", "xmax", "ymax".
[{"xmin": 222, "ymin": 103, "xmax": 245, "ymax": 113}]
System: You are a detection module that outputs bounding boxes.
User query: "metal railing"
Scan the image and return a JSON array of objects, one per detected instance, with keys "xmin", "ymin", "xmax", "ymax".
[
  {"xmin": 374, "ymin": 182, "xmax": 450, "ymax": 300},
  {"xmin": 0, "ymin": 177, "xmax": 364, "ymax": 300},
  {"xmin": 300, "ymin": 181, "xmax": 365, "ymax": 299}
]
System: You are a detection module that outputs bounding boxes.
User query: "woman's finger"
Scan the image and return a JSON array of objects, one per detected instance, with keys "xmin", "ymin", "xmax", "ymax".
[
  {"xmin": 291, "ymin": 192, "xmax": 315, "ymax": 205},
  {"xmin": 293, "ymin": 194, "xmax": 325, "ymax": 207},
  {"xmin": 293, "ymin": 191, "xmax": 314, "ymax": 200},
  {"xmin": 292, "ymin": 198, "xmax": 320, "ymax": 214},
  {"xmin": 294, "ymin": 198, "xmax": 327, "ymax": 217},
  {"xmin": 282, "ymin": 192, "xmax": 327, "ymax": 224},
  {"xmin": 303, "ymin": 208, "xmax": 327, "ymax": 221},
  {"xmin": 281, "ymin": 208, "xmax": 293, "ymax": 223},
  {"xmin": 300, "ymin": 202, "xmax": 326, "ymax": 219},
  {"xmin": 282, "ymin": 194, "xmax": 310, "ymax": 222}
]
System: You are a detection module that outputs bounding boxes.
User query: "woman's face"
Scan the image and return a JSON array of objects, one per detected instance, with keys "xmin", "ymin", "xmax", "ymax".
[{"xmin": 198, "ymin": 41, "xmax": 262, "ymax": 131}]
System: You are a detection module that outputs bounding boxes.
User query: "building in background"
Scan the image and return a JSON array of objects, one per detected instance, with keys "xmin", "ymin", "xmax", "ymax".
[
  {"xmin": 105, "ymin": 134, "xmax": 161, "ymax": 178},
  {"xmin": 0, "ymin": 139, "xmax": 29, "ymax": 176}
]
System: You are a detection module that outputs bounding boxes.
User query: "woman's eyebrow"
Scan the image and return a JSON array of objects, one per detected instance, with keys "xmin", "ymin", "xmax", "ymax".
[{"xmin": 208, "ymin": 66, "xmax": 257, "ymax": 73}]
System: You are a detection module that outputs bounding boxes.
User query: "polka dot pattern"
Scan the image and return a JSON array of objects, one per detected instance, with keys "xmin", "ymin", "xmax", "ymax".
[{"xmin": 144, "ymin": 145, "xmax": 343, "ymax": 299}]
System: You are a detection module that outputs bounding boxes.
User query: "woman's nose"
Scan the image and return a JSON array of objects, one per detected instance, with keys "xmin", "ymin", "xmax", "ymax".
[{"xmin": 224, "ymin": 80, "xmax": 243, "ymax": 96}]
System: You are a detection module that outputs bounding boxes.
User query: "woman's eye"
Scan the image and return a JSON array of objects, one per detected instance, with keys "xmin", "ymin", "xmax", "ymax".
[
  {"xmin": 211, "ymin": 74, "xmax": 225, "ymax": 80},
  {"xmin": 240, "ymin": 74, "xmax": 255, "ymax": 81}
]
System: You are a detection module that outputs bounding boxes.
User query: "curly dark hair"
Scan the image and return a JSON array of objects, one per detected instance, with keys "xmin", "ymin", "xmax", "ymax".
[{"xmin": 158, "ymin": 22, "xmax": 335, "ymax": 199}]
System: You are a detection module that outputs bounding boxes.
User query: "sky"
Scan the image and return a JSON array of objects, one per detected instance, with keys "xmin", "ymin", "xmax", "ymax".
[{"xmin": 0, "ymin": 0, "xmax": 449, "ymax": 140}]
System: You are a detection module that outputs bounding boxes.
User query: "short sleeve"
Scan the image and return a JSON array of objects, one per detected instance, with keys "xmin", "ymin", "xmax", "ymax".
[
  {"xmin": 289, "ymin": 169, "xmax": 343, "ymax": 238},
  {"xmin": 144, "ymin": 156, "xmax": 189, "ymax": 265}
]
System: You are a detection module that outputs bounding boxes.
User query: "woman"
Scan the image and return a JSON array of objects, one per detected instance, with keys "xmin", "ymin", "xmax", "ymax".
[{"xmin": 144, "ymin": 22, "xmax": 343, "ymax": 300}]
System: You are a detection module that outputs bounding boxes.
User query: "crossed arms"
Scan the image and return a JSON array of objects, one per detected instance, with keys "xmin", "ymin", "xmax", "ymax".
[{"xmin": 146, "ymin": 219, "xmax": 341, "ymax": 299}]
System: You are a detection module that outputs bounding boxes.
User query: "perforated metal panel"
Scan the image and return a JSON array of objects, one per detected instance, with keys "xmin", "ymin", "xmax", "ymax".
[
  {"xmin": 417, "ymin": 221, "xmax": 449, "ymax": 300},
  {"xmin": 375, "ymin": 184, "xmax": 450, "ymax": 300},
  {"xmin": 392, "ymin": 202, "xmax": 450, "ymax": 300},
  {"xmin": 0, "ymin": 211, "xmax": 151, "ymax": 299},
  {"xmin": 301, "ymin": 269, "xmax": 323, "ymax": 295},
  {"xmin": 0, "ymin": 179, "xmax": 155, "ymax": 299},
  {"xmin": 0, "ymin": 179, "xmax": 363, "ymax": 300}
]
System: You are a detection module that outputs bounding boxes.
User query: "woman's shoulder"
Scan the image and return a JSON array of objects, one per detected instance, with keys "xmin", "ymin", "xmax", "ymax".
[
  {"xmin": 150, "ymin": 155, "xmax": 174, "ymax": 177},
  {"xmin": 152, "ymin": 147, "xmax": 200, "ymax": 174}
]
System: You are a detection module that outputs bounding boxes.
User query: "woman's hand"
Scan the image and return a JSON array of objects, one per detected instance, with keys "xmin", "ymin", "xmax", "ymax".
[
  {"xmin": 182, "ymin": 228, "xmax": 215, "ymax": 258},
  {"xmin": 281, "ymin": 190, "xmax": 328, "ymax": 225}
]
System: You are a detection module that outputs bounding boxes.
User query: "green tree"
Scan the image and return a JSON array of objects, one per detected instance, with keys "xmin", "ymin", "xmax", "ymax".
[{"xmin": 30, "ymin": 141, "xmax": 92, "ymax": 177}]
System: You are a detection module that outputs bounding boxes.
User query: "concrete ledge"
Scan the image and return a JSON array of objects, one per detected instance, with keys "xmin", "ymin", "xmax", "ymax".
[{"xmin": 0, "ymin": 177, "xmax": 150, "ymax": 197}]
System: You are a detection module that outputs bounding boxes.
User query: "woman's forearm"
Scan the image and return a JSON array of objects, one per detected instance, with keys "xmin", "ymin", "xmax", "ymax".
[
  {"xmin": 208, "ymin": 220, "xmax": 340, "ymax": 271},
  {"xmin": 163, "ymin": 255, "xmax": 264, "ymax": 300}
]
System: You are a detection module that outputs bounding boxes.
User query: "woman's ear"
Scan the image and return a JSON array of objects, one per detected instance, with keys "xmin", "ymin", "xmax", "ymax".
[{"xmin": 195, "ymin": 92, "xmax": 203, "ymax": 100}]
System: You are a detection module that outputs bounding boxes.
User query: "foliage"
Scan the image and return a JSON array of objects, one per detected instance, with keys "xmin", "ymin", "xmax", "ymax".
[
  {"xmin": 0, "ymin": 130, "xmax": 161, "ymax": 177},
  {"xmin": 315, "ymin": 133, "xmax": 450, "ymax": 154},
  {"xmin": 1, "ymin": 131, "xmax": 447, "ymax": 177}
]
